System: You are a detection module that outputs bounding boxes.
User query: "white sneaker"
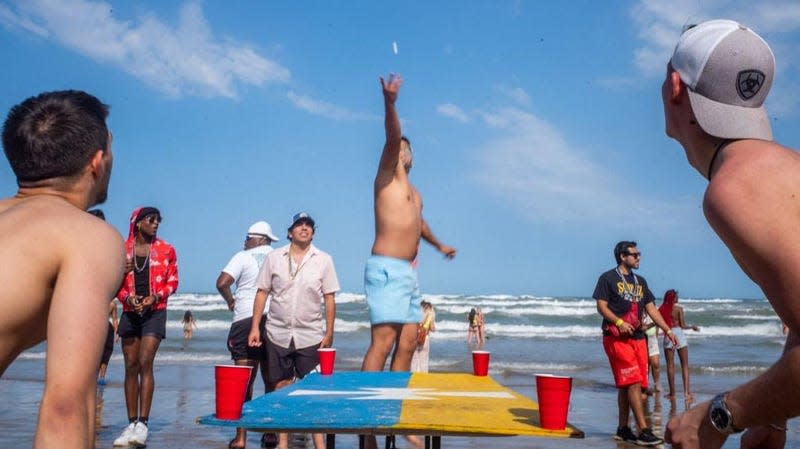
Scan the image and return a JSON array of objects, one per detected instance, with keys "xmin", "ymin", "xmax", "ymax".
[
  {"xmin": 113, "ymin": 423, "xmax": 136, "ymax": 446},
  {"xmin": 129, "ymin": 421, "xmax": 149, "ymax": 446}
]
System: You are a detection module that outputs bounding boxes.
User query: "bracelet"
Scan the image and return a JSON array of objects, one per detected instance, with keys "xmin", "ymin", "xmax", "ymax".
[
  {"xmin": 666, "ymin": 329, "xmax": 674, "ymax": 335},
  {"xmin": 614, "ymin": 318, "xmax": 624, "ymax": 328},
  {"xmin": 769, "ymin": 424, "xmax": 787, "ymax": 432}
]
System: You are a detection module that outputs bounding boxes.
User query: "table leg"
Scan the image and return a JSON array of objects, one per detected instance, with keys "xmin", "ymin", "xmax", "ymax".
[
  {"xmin": 432, "ymin": 436, "xmax": 441, "ymax": 449},
  {"xmin": 326, "ymin": 434, "xmax": 335, "ymax": 449}
]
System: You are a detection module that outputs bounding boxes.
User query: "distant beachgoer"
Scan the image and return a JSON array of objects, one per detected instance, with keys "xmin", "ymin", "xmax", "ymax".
[
  {"xmin": 181, "ymin": 310, "xmax": 197, "ymax": 340},
  {"xmin": 593, "ymin": 241, "xmax": 677, "ymax": 446},
  {"xmin": 476, "ymin": 307, "xmax": 486, "ymax": 345},
  {"xmin": 658, "ymin": 290, "xmax": 699, "ymax": 402},
  {"xmin": 360, "ymin": 72, "xmax": 456, "ymax": 449},
  {"xmin": 0, "ymin": 90, "xmax": 124, "ymax": 448},
  {"xmin": 89, "ymin": 209, "xmax": 121, "ymax": 387},
  {"xmin": 467, "ymin": 308, "xmax": 478, "ymax": 345},
  {"xmin": 660, "ymin": 20, "xmax": 794, "ymax": 448},
  {"xmin": 248, "ymin": 212, "xmax": 339, "ymax": 449},
  {"xmin": 114, "ymin": 206, "xmax": 179, "ymax": 447},
  {"xmin": 641, "ymin": 314, "xmax": 661, "ymax": 394},
  {"xmin": 407, "ymin": 300, "xmax": 436, "ymax": 449},
  {"xmin": 216, "ymin": 220, "xmax": 279, "ymax": 449},
  {"xmin": 98, "ymin": 298, "xmax": 120, "ymax": 386},
  {"xmin": 410, "ymin": 301, "xmax": 436, "ymax": 372}
]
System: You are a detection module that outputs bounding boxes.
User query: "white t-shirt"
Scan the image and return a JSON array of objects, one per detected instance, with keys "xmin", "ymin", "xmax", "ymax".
[{"xmin": 222, "ymin": 245, "xmax": 273, "ymax": 322}]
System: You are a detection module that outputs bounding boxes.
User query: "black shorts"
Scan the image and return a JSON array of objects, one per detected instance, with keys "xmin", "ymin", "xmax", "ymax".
[
  {"xmin": 118, "ymin": 309, "xmax": 167, "ymax": 340},
  {"xmin": 227, "ymin": 315, "xmax": 267, "ymax": 361},
  {"xmin": 265, "ymin": 338, "xmax": 320, "ymax": 384},
  {"xmin": 100, "ymin": 321, "xmax": 115, "ymax": 364}
]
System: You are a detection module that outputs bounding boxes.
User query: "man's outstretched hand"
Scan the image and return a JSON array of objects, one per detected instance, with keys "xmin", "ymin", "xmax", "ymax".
[
  {"xmin": 380, "ymin": 74, "xmax": 402, "ymax": 104},
  {"xmin": 440, "ymin": 245, "xmax": 457, "ymax": 260}
]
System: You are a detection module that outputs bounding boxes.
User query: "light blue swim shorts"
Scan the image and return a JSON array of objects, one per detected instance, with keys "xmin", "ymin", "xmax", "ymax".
[{"xmin": 364, "ymin": 255, "xmax": 422, "ymax": 325}]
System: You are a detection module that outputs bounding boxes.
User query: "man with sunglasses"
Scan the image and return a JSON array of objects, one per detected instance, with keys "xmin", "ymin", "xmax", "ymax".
[
  {"xmin": 662, "ymin": 20, "xmax": 797, "ymax": 449},
  {"xmin": 0, "ymin": 90, "xmax": 123, "ymax": 448},
  {"xmin": 593, "ymin": 241, "xmax": 676, "ymax": 446},
  {"xmin": 114, "ymin": 206, "xmax": 178, "ymax": 446},
  {"xmin": 216, "ymin": 221, "xmax": 279, "ymax": 449}
]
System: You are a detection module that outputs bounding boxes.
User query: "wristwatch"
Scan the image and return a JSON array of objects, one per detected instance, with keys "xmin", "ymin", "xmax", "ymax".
[{"xmin": 709, "ymin": 393, "xmax": 743, "ymax": 434}]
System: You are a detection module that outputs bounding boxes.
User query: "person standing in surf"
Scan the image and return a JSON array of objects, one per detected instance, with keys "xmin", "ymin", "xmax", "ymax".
[
  {"xmin": 114, "ymin": 206, "xmax": 179, "ymax": 447},
  {"xmin": 0, "ymin": 90, "xmax": 124, "ymax": 448},
  {"xmin": 658, "ymin": 289, "xmax": 700, "ymax": 401},
  {"xmin": 360, "ymin": 74, "xmax": 457, "ymax": 449},
  {"xmin": 593, "ymin": 240, "xmax": 676, "ymax": 446}
]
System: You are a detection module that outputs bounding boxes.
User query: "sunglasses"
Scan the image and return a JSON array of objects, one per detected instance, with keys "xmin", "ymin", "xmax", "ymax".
[
  {"xmin": 143, "ymin": 215, "xmax": 162, "ymax": 224},
  {"xmin": 246, "ymin": 234, "xmax": 266, "ymax": 240},
  {"xmin": 625, "ymin": 252, "xmax": 642, "ymax": 258}
]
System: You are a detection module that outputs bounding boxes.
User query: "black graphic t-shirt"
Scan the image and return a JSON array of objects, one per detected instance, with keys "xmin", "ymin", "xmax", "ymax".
[{"xmin": 592, "ymin": 268, "xmax": 655, "ymax": 339}]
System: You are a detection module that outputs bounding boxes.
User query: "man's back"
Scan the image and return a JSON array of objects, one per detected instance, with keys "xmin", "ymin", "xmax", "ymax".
[
  {"xmin": 0, "ymin": 195, "xmax": 124, "ymax": 374},
  {"xmin": 704, "ymin": 140, "xmax": 800, "ymax": 319}
]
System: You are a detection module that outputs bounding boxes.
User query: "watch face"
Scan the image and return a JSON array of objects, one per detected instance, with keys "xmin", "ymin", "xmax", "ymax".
[{"xmin": 711, "ymin": 406, "xmax": 730, "ymax": 429}]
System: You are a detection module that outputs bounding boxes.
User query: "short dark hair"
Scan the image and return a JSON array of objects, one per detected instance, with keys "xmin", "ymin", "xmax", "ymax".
[
  {"xmin": 88, "ymin": 209, "xmax": 106, "ymax": 220},
  {"xmin": 2, "ymin": 90, "xmax": 109, "ymax": 184},
  {"xmin": 614, "ymin": 240, "xmax": 638, "ymax": 264},
  {"xmin": 401, "ymin": 135, "xmax": 412, "ymax": 153}
]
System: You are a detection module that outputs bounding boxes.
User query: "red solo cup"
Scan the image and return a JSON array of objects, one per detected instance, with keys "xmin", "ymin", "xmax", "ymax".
[
  {"xmin": 535, "ymin": 374, "xmax": 573, "ymax": 430},
  {"xmin": 471, "ymin": 350, "xmax": 490, "ymax": 376},
  {"xmin": 318, "ymin": 348, "xmax": 336, "ymax": 375},
  {"xmin": 215, "ymin": 365, "xmax": 253, "ymax": 420}
]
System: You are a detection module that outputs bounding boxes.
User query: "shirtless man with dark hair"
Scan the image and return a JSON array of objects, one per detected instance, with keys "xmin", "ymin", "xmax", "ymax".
[
  {"xmin": 0, "ymin": 90, "xmax": 125, "ymax": 448},
  {"xmin": 359, "ymin": 75, "xmax": 457, "ymax": 449}
]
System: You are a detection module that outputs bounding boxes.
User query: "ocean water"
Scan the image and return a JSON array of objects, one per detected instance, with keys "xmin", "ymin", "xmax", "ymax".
[
  {"xmin": 49, "ymin": 292, "xmax": 778, "ymax": 377},
  {"xmin": 10, "ymin": 292, "xmax": 795, "ymax": 448}
]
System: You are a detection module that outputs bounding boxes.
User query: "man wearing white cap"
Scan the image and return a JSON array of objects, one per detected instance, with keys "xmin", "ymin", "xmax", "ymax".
[
  {"xmin": 216, "ymin": 221, "xmax": 279, "ymax": 449},
  {"xmin": 662, "ymin": 19, "xmax": 795, "ymax": 449}
]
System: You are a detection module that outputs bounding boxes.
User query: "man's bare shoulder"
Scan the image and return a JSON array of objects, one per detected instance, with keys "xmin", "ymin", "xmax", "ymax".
[
  {"xmin": 0, "ymin": 196, "xmax": 123, "ymax": 254},
  {"xmin": 705, "ymin": 141, "xmax": 799, "ymax": 212}
]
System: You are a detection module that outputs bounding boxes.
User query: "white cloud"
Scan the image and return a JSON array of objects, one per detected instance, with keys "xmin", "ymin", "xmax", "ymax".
[
  {"xmin": 494, "ymin": 86, "xmax": 531, "ymax": 106},
  {"xmin": 436, "ymin": 103, "xmax": 470, "ymax": 122},
  {"xmin": 1, "ymin": 0, "xmax": 290, "ymax": 98},
  {"xmin": 630, "ymin": 0, "xmax": 800, "ymax": 116},
  {"xmin": 473, "ymin": 105, "xmax": 695, "ymax": 228},
  {"xmin": 287, "ymin": 91, "xmax": 377, "ymax": 121}
]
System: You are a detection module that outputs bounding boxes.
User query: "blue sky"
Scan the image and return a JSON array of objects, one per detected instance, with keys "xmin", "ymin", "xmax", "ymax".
[{"xmin": 1, "ymin": 0, "xmax": 798, "ymax": 298}]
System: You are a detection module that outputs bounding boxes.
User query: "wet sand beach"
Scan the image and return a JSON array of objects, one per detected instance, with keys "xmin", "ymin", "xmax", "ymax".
[{"xmin": 2, "ymin": 356, "xmax": 797, "ymax": 448}]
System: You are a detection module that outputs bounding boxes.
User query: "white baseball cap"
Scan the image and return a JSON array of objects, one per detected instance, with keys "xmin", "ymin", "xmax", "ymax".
[
  {"xmin": 670, "ymin": 19, "xmax": 774, "ymax": 140},
  {"xmin": 247, "ymin": 221, "xmax": 279, "ymax": 242}
]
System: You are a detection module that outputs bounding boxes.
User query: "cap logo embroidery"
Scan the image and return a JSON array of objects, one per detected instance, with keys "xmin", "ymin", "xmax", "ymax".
[{"xmin": 737, "ymin": 70, "xmax": 765, "ymax": 100}]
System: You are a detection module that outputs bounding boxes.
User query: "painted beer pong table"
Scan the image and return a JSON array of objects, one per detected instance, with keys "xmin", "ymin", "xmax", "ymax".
[{"xmin": 198, "ymin": 371, "xmax": 584, "ymax": 448}]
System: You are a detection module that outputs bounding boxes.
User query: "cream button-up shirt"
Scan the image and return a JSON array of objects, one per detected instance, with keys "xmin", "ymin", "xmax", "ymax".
[{"xmin": 256, "ymin": 243, "xmax": 339, "ymax": 349}]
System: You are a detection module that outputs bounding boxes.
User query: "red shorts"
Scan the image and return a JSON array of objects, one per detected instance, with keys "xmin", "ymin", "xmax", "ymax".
[{"xmin": 603, "ymin": 336, "xmax": 648, "ymax": 388}]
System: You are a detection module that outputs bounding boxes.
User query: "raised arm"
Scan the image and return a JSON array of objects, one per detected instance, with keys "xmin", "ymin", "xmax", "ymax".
[
  {"xmin": 376, "ymin": 74, "xmax": 404, "ymax": 176},
  {"xmin": 421, "ymin": 218, "xmax": 456, "ymax": 259}
]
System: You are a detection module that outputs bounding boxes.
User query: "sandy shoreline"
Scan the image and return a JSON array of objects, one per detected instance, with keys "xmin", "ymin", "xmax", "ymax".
[{"xmin": 3, "ymin": 356, "xmax": 797, "ymax": 448}]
